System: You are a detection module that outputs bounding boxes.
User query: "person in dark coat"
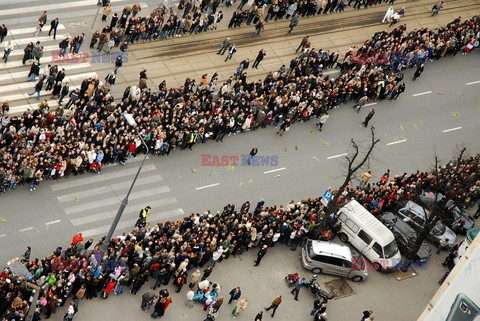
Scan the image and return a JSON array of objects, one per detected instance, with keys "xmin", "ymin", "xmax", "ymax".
[{"xmin": 254, "ymin": 245, "xmax": 268, "ymax": 266}]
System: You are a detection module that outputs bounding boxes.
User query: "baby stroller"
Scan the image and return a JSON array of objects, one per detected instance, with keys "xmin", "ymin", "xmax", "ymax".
[
  {"xmin": 285, "ymin": 272, "xmax": 299, "ymax": 287},
  {"xmin": 204, "ymin": 312, "xmax": 218, "ymax": 321}
]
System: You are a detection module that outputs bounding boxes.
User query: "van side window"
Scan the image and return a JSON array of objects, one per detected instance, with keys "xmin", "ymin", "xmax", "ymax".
[
  {"xmin": 338, "ymin": 212, "xmax": 347, "ymax": 222},
  {"xmin": 329, "ymin": 257, "xmax": 344, "ymax": 267},
  {"xmin": 358, "ymin": 230, "xmax": 373, "ymax": 245},
  {"xmin": 343, "ymin": 259, "xmax": 353, "ymax": 268},
  {"xmin": 315, "ymin": 255, "xmax": 333, "ymax": 264},
  {"xmin": 372, "ymin": 242, "xmax": 384, "ymax": 258},
  {"xmin": 345, "ymin": 219, "xmax": 359, "ymax": 233}
]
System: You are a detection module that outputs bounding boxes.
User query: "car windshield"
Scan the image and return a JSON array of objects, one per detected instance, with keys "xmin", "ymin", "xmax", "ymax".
[
  {"xmin": 383, "ymin": 240, "xmax": 399, "ymax": 259},
  {"xmin": 307, "ymin": 240, "xmax": 316, "ymax": 258},
  {"xmin": 449, "ymin": 206, "xmax": 463, "ymax": 220},
  {"xmin": 431, "ymin": 221, "xmax": 446, "ymax": 236}
]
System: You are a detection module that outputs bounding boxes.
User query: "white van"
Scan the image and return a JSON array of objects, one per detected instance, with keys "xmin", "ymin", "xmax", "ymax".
[{"xmin": 336, "ymin": 200, "xmax": 401, "ymax": 271}]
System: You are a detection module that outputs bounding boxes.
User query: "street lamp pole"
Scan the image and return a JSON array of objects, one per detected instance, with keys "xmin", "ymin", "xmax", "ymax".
[{"xmin": 99, "ymin": 114, "xmax": 149, "ymax": 258}]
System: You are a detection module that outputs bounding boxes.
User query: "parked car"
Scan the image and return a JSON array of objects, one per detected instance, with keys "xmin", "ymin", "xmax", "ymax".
[
  {"xmin": 379, "ymin": 212, "xmax": 432, "ymax": 263},
  {"xmin": 394, "ymin": 200, "xmax": 456, "ymax": 249},
  {"xmin": 419, "ymin": 191, "xmax": 475, "ymax": 233},
  {"xmin": 302, "ymin": 239, "xmax": 369, "ymax": 282}
]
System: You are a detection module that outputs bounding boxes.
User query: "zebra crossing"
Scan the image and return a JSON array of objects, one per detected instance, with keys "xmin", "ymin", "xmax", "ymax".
[
  {"xmin": 49, "ymin": 160, "xmax": 185, "ymax": 238},
  {"xmin": 0, "ymin": 0, "xmax": 149, "ymax": 115}
]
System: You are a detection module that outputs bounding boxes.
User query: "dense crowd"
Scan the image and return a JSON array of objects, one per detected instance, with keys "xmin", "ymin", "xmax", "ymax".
[
  {"xmin": 91, "ymin": 0, "xmax": 403, "ymax": 46},
  {"xmin": 1, "ymin": 16, "xmax": 480, "ymax": 194},
  {"xmin": 1, "ymin": 153, "xmax": 478, "ymax": 320}
]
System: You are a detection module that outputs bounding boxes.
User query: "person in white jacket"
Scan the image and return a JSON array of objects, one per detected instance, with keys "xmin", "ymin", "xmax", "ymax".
[
  {"xmin": 382, "ymin": 6, "xmax": 394, "ymax": 23},
  {"xmin": 211, "ymin": 246, "xmax": 224, "ymax": 267}
]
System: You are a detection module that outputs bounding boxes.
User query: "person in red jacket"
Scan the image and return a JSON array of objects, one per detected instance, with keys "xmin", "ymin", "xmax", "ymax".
[
  {"xmin": 102, "ymin": 278, "xmax": 117, "ymax": 299},
  {"xmin": 71, "ymin": 232, "xmax": 83, "ymax": 246}
]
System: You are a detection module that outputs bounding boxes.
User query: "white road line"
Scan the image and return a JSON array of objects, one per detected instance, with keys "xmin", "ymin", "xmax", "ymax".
[
  {"xmin": 9, "ymin": 25, "xmax": 66, "ymax": 36},
  {"xmin": 1, "ymin": 85, "xmax": 80, "ymax": 103},
  {"xmin": 0, "ymin": 234, "xmax": 6, "ymax": 238},
  {"xmin": 65, "ymin": 186, "xmax": 171, "ymax": 215},
  {"xmin": 57, "ymin": 174, "xmax": 162, "ymax": 202},
  {"xmin": 313, "ymin": 156, "xmax": 320, "ymax": 162},
  {"xmin": 364, "ymin": 103, "xmax": 377, "ymax": 107},
  {"xmin": 195, "ymin": 183, "xmax": 220, "ymax": 190},
  {"xmin": 71, "ymin": 197, "xmax": 178, "ymax": 226},
  {"xmin": 45, "ymin": 219, "xmax": 61, "ymax": 226},
  {"xmin": 386, "ymin": 139, "xmax": 407, "ymax": 146},
  {"xmin": 0, "ymin": 0, "xmax": 125, "ymax": 17},
  {"xmin": 51, "ymin": 164, "xmax": 156, "ymax": 191},
  {"xmin": 81, "ymin": 208, "xmax": 185, "ymax": 237},
  {"xmin": 412, "ymin": 91, "xmax": 432, "ymax": 97},
  {"xmin": 0, "ymin": 64, "xmax": 91, "ymax": 82},
  {"xmin": 0, "ymin": 73, "xmax": 96, "ymax": 94},
  {"xmin": 442, "ymin": 127, "xmax": 462, "ymax": 133},
  {"xmin": 326, "ymin": 153, "xmax": 347, "ymax": 160},
  {"xmin": 466, "ymin": 80, "xmax": 480, "ymax": 86},
  {"xmin": 263, "ymin": 167, "xmax": 287, "ymax": 174},
  {"xmin": 19, "ymin": 226, "xmax": 34, "ymax": 232}
]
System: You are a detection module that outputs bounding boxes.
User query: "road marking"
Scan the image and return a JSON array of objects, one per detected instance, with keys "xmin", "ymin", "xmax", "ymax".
[
  {"xmin": 19, "ymin": 227, "xmax": 34, "ymax": 232},
  {"xmin": 364, "ymin": 103, "xmax": 377, "ymax": 107},
  {"xmin": 0, "ymin": 234, "xmax": 6, "ymax": 238},
  {"xmin": 71, "ymin": 197, "xmax": 178, "ymax": 226},
  {"xmin": 412, "ymin": 91, "xmax": 432, "ymax": 97},
  {"xmin": 45, "ymin": 220, "xmax": 61, "ymax": 226},
  {"xmin": 81, "ymin": 208, "xmax": 185, "ymax": 237},
  {"xmin": 263, "ymin": 167, "xmax": 287, "ymax": 174},
  {"xmin": 326, "ymin": 153, "xmax": 347, "ymax": 160},
  {"xmin": 466, "ymin": 80, "xmax": 480, "ymax": 86},
  {"xmin": 313, "ymin": 156, "xmax": 320, "ymax": 161},
  {"xmin": 8, "ymin": 24, "xmax": 66, "ymax": 36},
  {"xmin": 51, "ymin": 164, "xmax": 156, "ymax": 191},
  {"xmin": 442, "ymin": 127, "xmax": 462, "ymax": 133},
  {"xmin": 195, "ymin": 183, "xmax": 220, "ymax": 190},
  {"xmin": 64, "ymin": 186, "xmax": 170, "ymax": 215},
  {"xmin": 386, "ymin": 139, "xmax": 407, "ymax": 146}
]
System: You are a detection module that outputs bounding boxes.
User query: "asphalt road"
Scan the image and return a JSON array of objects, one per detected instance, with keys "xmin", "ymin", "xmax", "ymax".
[{"xmin": 1, "ymin": 52, "xmax": 479, "ymax": 263}]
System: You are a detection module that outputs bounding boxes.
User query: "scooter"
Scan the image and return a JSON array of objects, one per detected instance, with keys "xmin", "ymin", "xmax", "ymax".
[
  {"xmin": 303, "ymin": 275, "xmax": 335, "ymax": 301},
  {"xmin": 285, "ymin": 272, "xmax": 299, "ymax": 287}
]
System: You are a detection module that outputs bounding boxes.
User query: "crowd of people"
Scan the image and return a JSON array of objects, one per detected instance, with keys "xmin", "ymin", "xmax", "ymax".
[
  {"xmin": 1, "ymin": 152, "xmax": 478, "ymax": 320},
  {"xmin": 1, "ymin": 15, "xmax": 479, "ymax": 195}
]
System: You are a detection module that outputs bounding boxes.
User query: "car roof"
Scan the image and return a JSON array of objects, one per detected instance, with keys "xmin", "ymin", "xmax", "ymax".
[
  {"xmin": 310, "ymin": 240, "xmax": 352, "ymax": 260},
  {"xmin": 402, "ymin": 201, "xmax": 429, "ymax": 219},
  {"xmin": 341, "ymin": 200, "xmax": 394, "ymax": 243},
  {"xmin": 381, "ymin": 212, "xmax": 417, "ymax": 240}
]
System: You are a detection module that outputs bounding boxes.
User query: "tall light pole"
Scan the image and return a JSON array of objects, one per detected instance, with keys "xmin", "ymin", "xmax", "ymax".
[{"xmin": 99, "ymin": 113, "xmax": 149, "ymax": 258}]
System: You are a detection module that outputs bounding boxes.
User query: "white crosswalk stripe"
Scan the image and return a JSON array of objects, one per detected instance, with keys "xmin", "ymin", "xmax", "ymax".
[
  {"xmin": 0, "ymin": 0, "xmax": 127, "ymax": 17},
  {"xmin": 48, "ymin": 162, "xmax": 184, "ymax": 238},
  {"xmin": 0, "ymin": 64, "xmax": 91, "ymax": 82},
  {"xmin": 8, "ymin": 24, "xmax": 66, "ymax": 37},
  {"xmin": 0, "ymin": 72, "xmax": 96, "ymax": 94}
]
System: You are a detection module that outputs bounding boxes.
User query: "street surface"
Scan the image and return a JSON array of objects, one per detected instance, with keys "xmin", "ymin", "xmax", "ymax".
[{"xmin": 0, "ymin": 0, "xmax": 479, "ymax": 320}]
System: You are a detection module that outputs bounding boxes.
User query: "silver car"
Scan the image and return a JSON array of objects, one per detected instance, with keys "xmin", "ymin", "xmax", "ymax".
[{"xmin": 302, "ymin": 239, "xmax": 369, "ymax": 282}]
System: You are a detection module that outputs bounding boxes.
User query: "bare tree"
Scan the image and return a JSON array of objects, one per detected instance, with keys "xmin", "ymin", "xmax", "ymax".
[
  {"xmin": 326, "ymin": 126, "xmax": 380, "ymax": 215},
  {"xmin": 405, "ymin": 147, "xmax": 469, "ymax": 261}
]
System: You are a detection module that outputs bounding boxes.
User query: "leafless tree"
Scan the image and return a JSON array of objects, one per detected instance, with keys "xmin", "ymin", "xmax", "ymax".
[{"xmin": 326, "ymin": 126, "xmax": 380, "ymax": 215}]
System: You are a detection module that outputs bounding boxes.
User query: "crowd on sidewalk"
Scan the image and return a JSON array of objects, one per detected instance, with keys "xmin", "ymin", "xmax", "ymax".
[
  {"xmin": 1, "ymin": 153, "xmax": 479, "ymax": 320},
  {"xmin": 1, "ymin": 16, "xmax": 480, "ymax": 195}
]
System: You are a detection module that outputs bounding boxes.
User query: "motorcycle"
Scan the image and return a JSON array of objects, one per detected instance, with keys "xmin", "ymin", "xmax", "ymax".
[
  {"xmin": 285, "ymin": 272, "xmax": 299, "ymax": 287},
  {"xmin": 303, "ymin": 275, "xmax": 335, "ymax": 301}
]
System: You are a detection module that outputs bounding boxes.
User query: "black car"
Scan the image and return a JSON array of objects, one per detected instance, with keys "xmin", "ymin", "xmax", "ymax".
[
  {"xmin": 444, "ymin": 200, "xmax": 475, "ymax": 233},
  {"xmin": 380, "ymin": 212, "xmax": 432, "ymax": 263},
  {"xmin": 419, "ymin": 191, "xmax": 475, "ymax": 233}
]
